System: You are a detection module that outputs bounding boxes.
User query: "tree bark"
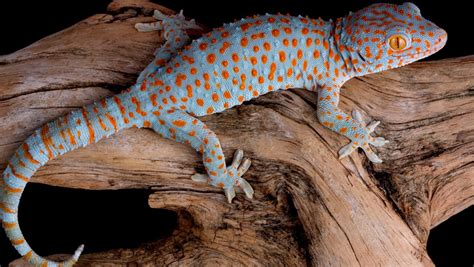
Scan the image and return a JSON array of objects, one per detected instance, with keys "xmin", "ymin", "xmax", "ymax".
[{"xmin": 2, "ymin": 1, "xmax": 473, "ymax": 266}]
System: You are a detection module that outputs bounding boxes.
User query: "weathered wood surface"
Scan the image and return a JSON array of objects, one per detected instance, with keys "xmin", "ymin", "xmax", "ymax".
[{"xmin": 2, "ymin": 0, "xmax": 473, "ymax": 266}]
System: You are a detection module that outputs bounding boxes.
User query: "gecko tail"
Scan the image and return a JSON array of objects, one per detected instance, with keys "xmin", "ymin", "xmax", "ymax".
[
  {"xmin": 16, "ymin": 244, "xmax": 85, "ymax": 266},
  {"xmin": 2, "ymin": 93, "xmax": 131, "ymax": 266}
]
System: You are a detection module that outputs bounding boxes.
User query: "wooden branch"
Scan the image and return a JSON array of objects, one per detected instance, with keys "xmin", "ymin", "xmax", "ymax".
[{"xmin": 3, "ymin": 1, "xmax": 473, "ymax": 266}]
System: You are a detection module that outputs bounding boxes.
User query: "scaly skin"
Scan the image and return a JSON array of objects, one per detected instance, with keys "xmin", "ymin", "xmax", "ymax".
[{"xmin": 1, "ymin": 3, "xmax": 446, "ymax": 266}]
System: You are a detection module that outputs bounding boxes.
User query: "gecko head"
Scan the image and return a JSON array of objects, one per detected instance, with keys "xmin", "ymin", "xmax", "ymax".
[{"xmin": 340, "ymin": 2, "xmax": 447, "ymax": 75}]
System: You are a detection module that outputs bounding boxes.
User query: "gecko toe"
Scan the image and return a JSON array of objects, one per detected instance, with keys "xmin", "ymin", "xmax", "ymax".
[
  {"xmin": 338, "ymin": 142, "xmax": 357, "ymax": 159},
  {"xmin": 236, "ymin": 177, "xmax": 254, "ymax": 199},
  {"xmin": 224, "ymin": 186, "xmax": 236, "ymax": 203},
  {"xmin": 191, "ymin": 173, "xmax": 209, "ymax": 183}
]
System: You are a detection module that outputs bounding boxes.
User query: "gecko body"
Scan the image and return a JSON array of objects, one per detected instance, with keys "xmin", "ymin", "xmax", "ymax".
[{"xmin": 2, "ymin": 3, "xmax": 446, "ymax": 266}]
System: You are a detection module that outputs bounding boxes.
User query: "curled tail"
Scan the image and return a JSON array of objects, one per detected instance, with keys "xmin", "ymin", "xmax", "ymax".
[{"xmin": 1, "ymin": 90, "xmax": 137, "ymax": 266}]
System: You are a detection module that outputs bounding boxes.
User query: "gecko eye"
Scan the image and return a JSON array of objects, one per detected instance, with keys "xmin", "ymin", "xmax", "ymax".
[{"xmin": 388, "ymin": 34, "xmax": 408, "ymax": 50}]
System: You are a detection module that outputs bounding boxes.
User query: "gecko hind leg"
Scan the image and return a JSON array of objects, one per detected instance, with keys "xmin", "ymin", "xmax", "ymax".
[{"xmin": 151, "ymin": 111, "xmax": 253, "ymax": 203}]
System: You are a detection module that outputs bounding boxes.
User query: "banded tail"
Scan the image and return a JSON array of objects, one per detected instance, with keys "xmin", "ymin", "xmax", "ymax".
[{"xmin": 1, "ymin": 89, "xmax": 139, "ymax": 266}]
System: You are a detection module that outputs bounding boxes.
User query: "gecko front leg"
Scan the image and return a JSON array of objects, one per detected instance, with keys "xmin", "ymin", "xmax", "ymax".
[
  {"xmin": 135, "ymin": 10, "xmax": 202, "ymax": 84},
  {"xmin": 150, "ymin": 110, "xmax": 254, "ymax": 202},
  {"xmin": 316, "ymin": 86, "xmax": 389, "ymax": 163}
]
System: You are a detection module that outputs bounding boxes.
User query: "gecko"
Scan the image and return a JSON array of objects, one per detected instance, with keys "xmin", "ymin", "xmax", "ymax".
[{"xmin": 1, "ymin": 2, "xmax": 446, "ymax": 266}]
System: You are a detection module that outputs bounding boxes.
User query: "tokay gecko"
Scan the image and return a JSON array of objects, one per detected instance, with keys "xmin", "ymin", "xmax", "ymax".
[{"xmin": 1, "ymin": 2, "xmax": 446, "ymax": 266}]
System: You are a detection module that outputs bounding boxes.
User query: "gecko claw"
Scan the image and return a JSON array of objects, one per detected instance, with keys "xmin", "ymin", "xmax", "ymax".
[{"xmin": 225, "ymin": 186, "xmax": 236, "ymax": 203}]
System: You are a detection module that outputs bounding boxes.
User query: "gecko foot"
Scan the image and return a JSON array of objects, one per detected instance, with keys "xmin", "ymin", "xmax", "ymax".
[
  {"xmin": 135, "ymin": 10, "xmax": 202, "ymax": 32},
  {"xmin": 338, "ymin": 109, "xmax": 389, "ymax": 163},
  {"xmin": 192, "ymin": 149, "xmax": 254, "ymax": 203}
]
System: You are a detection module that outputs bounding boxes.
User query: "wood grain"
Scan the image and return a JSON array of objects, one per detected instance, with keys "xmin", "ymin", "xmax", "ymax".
[{"xmin": 3, "ymin": 1, "xmax": 472, "ymax": 266}]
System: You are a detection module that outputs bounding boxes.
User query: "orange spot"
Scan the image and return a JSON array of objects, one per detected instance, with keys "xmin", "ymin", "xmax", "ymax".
[
  {"xmin": 170, "ymin": 95, "xmax": 177, "ymax": 104},
  {"xmin": 105, "ymin": 113, "xmax": 117, "ymax": 132},
  {"xmin": 272, "ymin": 29, "xmax": 280, "ymax": 37},
  {"xmin": 302, "ymin": 28, "xmax": 309, "ymax": 35},
  {"xmin": 212, "ymin": 93, "xmax": 219, "ymax": 102},
  {"xmin": 12, "ymin": 239, "xmax": 25, "ymax": 245},
  {"xmin": 324, "ymin": 61, "xmax": 330, "ymax": 70},
  {"xmin": 297, "ymin": 49, "xmax": 303, "ymax": 59},
  {"xmin": 187, "ymin": 85, "xmax": 193, "ymax": 97},
  {"xmin": 249, "ymin": 68, "xmax": 256, "ymax": 77},
  {"xmin": 207, "ymin": 107, "xmax": 214, "ymax": 114},
  {"xmin": 240, "ymin": 22, "xmax": 252, "ymax": 32},
  {"xmin": 246, "ymin": 55, "xmax": 257, "ymax": 64},
  {"xmin": 199, "ymin": 43, "xmax": 207, "ymax": 51},
  {"xmin": 279, "ymin": 51, "xmax": 286, "ymax": 62},
  {"xmin": 263, "ymin": 42, "xmax": 271, "ymax": 51},
  {"xmin": 292, "ymin": 58, "xmax": 297, "ymax": 67},
  {"xmin": 150, "ymin": 94, "xmax": 158, "ymax": 106},
  {"xmin": 224, "ymin": 91, "xmax": 232, "ymax": 99},
  {"xmin": 40, "ymin": 125, "xmax": 54, "ymax": 159},
  {"xmin": 258, "ymin": 76, "xmax": 264, "ymax": 84},
  {"xmin": 253, "ymin": 46, "xmax": 259, "ymax": 52},
  {"xmin": 196, "ymin": 98, "xmax": 204, "ymax": 106},
  {"xmin": 232, "ymin": 53, "xmax": 239, "ymax": 62},
  {"xmin": 81, "ymin": 108, "xmax": 95, "ymax": 144},
  {"xmin": 283, "ymin": 39, "xmax": 289, "ymax": 46},
  {"xmin": 313, "ymin": 50, "xmax": 320, "ymax": 58},
  {"xmin": 222, "ymin": 70, "xmax": 229, "ymax": 79},
  {"xmin": 340, "ymin": 127, "xmax": 347, "ymax": 133},
  {"xmin": 22, "ymin": 143, "xmax": 39, "ymax": 165},
  {"xmin": 241, "ymin": 37, "xmax": 248, "ymax": 47},
  {"xmin": 173, "ymin": 120, "xmax": 187, "ymax": 127},
  {"xmin": 238, "ymin": 95, "xmax": 244, "ymax": 102},
  {"xmin": 206, "ymin": 54, "xmax": 216, "ymax": 64}
]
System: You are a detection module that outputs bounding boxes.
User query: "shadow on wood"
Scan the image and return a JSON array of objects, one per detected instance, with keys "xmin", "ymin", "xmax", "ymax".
[{"xmin": 1, "ymin": 0, "xmax": 472, "ymax": 266}]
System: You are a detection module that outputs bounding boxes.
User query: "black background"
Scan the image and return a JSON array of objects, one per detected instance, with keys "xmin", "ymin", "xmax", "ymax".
[{"xmin": 0, "ymin": 0, "xmax": 473, "ymax": 266}]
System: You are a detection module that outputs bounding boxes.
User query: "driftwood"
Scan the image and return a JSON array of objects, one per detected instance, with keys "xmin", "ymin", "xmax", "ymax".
[{"xmin": 2, "ymin": 0, "xmax": 473, "ymax": 266}]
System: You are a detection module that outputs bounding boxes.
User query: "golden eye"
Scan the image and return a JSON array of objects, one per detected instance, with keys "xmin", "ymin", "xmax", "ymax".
[{"xmin": 388, "ymin": 34, "xmax": 407, "ymax": 50}]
